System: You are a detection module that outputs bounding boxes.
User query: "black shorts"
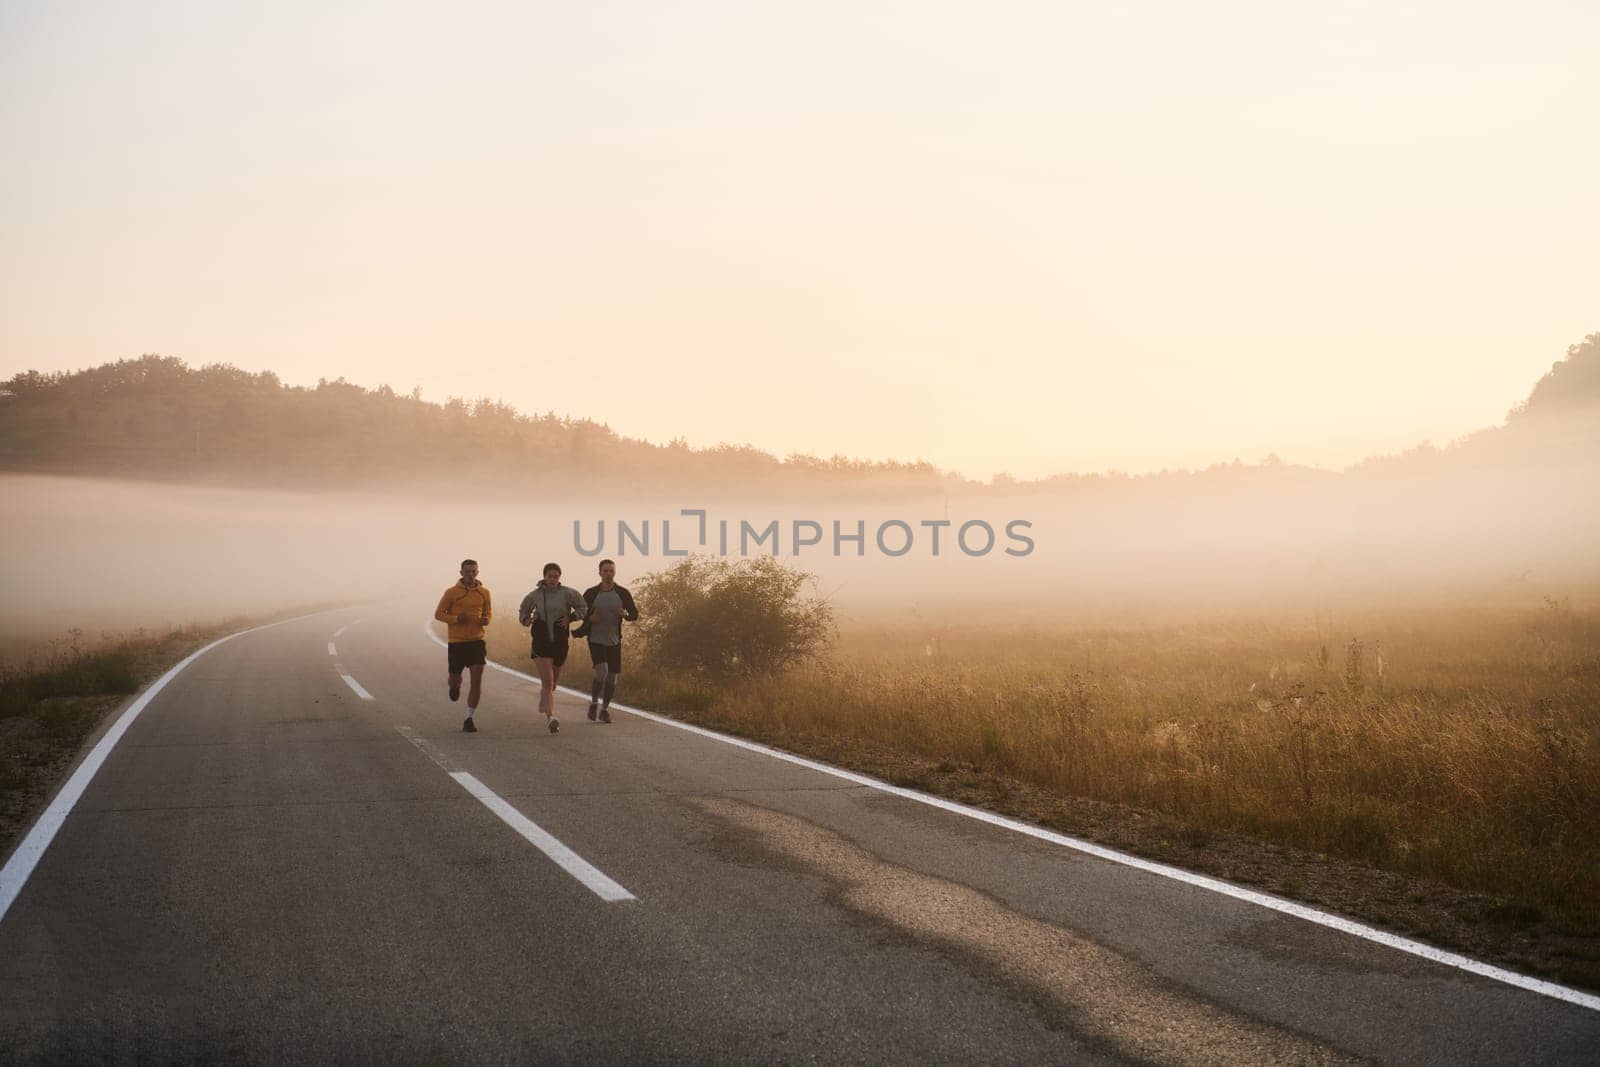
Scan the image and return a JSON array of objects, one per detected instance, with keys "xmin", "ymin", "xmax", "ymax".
[
  {"xmin": 447, "ymin": 639, "xmax": 486, "ymax": 674},
  {"xmin": 588, "ymin": 641, "xmax": 622, "ymax": 674},
  {"xmin": 531, "ymin": 625, "xmax": 570, "ymax": 667}
]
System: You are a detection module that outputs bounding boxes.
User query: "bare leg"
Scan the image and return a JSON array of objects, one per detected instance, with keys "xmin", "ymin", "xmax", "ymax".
[
  {"xmin": 535, "ymin": 657, "xmax": 556, "ymax": 718},
  {"xmin": 467, "ymin": 663, "xmax": 484, "ymax": 710}
]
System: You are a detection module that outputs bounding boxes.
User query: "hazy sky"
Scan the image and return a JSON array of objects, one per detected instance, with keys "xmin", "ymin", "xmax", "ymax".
[{"xmin": 2, "ymin": 1, "xmax": 1596, "ymax": 480}]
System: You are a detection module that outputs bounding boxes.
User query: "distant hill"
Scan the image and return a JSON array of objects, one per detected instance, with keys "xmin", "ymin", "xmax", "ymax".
[
  {"xmin": 0, "ymin": 357, "xmax": 948, "ymax": 496},
  {"xmin": 1509, "ymin": 333, "xmax": 1600, "ymax": 421},
  {"xmin": 1351, "ymin": 332, "xmax": 1600, "ymax": 476},
  {"xmin": 2, "ymin": 333, "xmax": 1595, "ymax": 495}
]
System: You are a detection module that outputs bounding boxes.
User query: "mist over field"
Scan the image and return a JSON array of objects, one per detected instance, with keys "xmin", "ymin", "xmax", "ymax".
[
  {"xmin": 3, "ymin": 427, "xmax": 1595, "ymax": 658},
  {"xmin": 2, "ymin": 337, "xmax": 1596, "ymax": 656}
]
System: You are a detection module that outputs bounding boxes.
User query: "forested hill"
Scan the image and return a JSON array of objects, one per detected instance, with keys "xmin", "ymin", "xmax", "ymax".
[
  {"xmin": 1348, "ymin": 332, "xmax": 1600, "ymax": 475},
  {"xmin": 1509, "ymin": 333, "xmax": 1600, "ymax": 421},
  {"xmin": 0, "ymin": 357, "xmax": 949, "ymax": 496},
  {"xmin": 1, "ymin": 334, "xmax": 1595, "ymax": 494}
]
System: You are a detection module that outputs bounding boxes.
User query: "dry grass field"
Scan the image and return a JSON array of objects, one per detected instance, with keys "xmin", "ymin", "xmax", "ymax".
[{"xmin": 485, "ymin": 589, "xmax": 1600, "ymax": 923}]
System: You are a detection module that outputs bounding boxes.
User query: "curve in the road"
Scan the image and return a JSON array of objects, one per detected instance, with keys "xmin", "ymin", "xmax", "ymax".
[{"xmin": 0, "ymin": 610, "xmax": 336, "ymax": 925}]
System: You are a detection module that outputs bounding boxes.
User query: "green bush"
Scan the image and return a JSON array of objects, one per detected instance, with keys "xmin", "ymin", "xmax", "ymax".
[{"xmin": 634, "ymin": 556, "xmax": 834, "ymax": 677}]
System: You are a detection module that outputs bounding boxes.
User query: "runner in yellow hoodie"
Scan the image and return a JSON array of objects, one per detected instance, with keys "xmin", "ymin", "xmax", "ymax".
[{"xmin": 434, "ymin": 559, "xmax": 492, "ymax": 732}]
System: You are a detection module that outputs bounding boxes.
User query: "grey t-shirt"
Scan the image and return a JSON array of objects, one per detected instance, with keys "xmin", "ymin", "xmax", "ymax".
[{"xmin": 588, "ymin": 588, "xmax": 625, "ymax": 646}]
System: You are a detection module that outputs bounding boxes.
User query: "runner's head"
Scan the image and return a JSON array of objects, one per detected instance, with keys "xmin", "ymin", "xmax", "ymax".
[
  {"xmin": 460, "ymin": 559, "xmax": 479, "ymax": 583},
  {"xmin": 543, "ymin": 562, "xmax": 562, "ymax": 587},
  {"xmin": 598, "ymin": 559, "xmax": 616, "ymax": 586}
]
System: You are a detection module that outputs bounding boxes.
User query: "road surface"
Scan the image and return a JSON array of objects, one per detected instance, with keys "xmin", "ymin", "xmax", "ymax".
[{"xmin": 2, "ymin": 606, "xmax": 1596, "ymax": 1063}]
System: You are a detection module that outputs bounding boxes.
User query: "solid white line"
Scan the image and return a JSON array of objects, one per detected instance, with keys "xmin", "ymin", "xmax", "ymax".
[
  {"xmin": 393, "ymin": 724, "xmax": 634, "ymax": 902},
  {"xmin": 421, "ymin": 620, "xmax": 1600, "ymax": 1013},
  {"xmin": 0, "ymin": 610, "xmax": 338, "ymax": 926},
  {"xmin": 452, "ymin": 772, "xmax": 636, "ymax": 902},
  {"xmin": 328, "ymin": 642, "xmax": 337, "ymax": 656},
  {"xmin": 337, "ymin": 666, "xmax": 374, "ymax": 701}
]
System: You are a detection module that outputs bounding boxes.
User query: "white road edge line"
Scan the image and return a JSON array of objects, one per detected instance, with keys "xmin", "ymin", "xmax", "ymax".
[
  {"xmin": 394, "ymin": 725, "xmax": 635, "ymax": 902},
  {"xmin": 328, "ymin": 642, "xmax": 337, "ymax": 656},
  {"xmin": 422, "ymin": 620, "xmax": 1600, "ymax": 1013},
  {"xmin": 336, "ymin": 666, "xmax": 374, "ymax": 701},
  {"xmin": 0, "ymin": 609, "xmax": 340, "ymax": 925}
]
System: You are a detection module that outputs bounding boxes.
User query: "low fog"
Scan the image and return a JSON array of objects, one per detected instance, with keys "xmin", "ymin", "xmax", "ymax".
[{"xmin": 4, "ymin": 405, "xmax": 1596, "ymax": 659}]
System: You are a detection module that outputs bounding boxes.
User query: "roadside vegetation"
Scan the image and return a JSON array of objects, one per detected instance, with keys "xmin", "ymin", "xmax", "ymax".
[
  {"xmin": 485, "ymin": 571, "xmax": 1600, "ymax": 984},
  {"xmin": 726, "ymin": 596, "xmax": 1600, "ymax": 912},
  {"xmin": 0, "ymin": 624, "xmax": 247, "ymax": 857},
  {"xmin": 631, "ymin": 556, "xmax": 836, "ymax": 677}
]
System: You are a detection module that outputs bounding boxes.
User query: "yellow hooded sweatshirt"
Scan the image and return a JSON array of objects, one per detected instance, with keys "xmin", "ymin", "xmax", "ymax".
[{"xmin": 435, "ymin": 580, "xmax": 492, "ymax": 643}]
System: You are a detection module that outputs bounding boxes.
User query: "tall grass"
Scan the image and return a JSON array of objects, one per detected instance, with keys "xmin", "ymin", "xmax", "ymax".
[
  {"xmin": 1, "ymin": 628, "xmax": 184, "ymax": 846},
  {"xmin": 488, "ymin": 595, "xmax": 1600, "ymax": 915},
  {"xmin": 0, "ymin": 629, "xmax": 143, "ymax": 722}
]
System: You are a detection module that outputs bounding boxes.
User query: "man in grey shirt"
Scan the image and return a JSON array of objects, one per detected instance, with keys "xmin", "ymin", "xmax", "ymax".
[{"xmin": 572, "ymin": 558, "xmax": 639, "ymax": 723}]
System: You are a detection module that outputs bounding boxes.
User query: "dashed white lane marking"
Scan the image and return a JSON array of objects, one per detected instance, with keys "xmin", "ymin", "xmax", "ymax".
[
  {"xmin": 395, "ymin": 725, "xmax": 460, "ymax": 771},
  {"xmin": 0, "ymin": 610, "xmax": 338, "ymax": 926},
  {"xmin": 327, "ymin": 642, "xmax": 337, "ymax": 656},
  {"xmin": 394, "ymin": 725, "xmax": 635, "ymax": 902},
  {"xmin": 336, "ymin": 665, "xmax": 374, "ymax": 701},
  {"xmin": 421, "ymin": 621, "xmax": 1600, "ymax": 1013},
  {"xmin": 333, "ymin": 620, "xmax": 359, "ymax": 639},
  {"xmin": 453, "ymin": 772, "xmax": 636, "ymax": 903}
]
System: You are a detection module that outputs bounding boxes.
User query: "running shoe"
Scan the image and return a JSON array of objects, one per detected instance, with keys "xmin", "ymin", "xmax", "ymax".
[
  {"xmin": 599, "ymin": 708, "xmax": 611, "ymax": 724},
  {"xmin": 548, "ymin": 717, "xmax": 560, "ymax": 734},
  {"xmin": 462, "ymin": 717, "xmax": 477, "ymax": 733},
  {"xmin": 587, "ymin": 702, "xmax": 598, "ymax": 721}
]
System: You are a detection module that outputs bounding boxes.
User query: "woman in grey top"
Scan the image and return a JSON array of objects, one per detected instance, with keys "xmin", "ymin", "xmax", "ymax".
[{"xmin": 517, "ymin": 562, "xmax": 587, "ymax": 733}]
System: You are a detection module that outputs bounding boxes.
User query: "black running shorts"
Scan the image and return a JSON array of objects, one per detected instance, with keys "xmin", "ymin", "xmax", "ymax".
[
  {"xmin": 587, "ymin": 641, "xmax": 622, "ymax": 674},
  {"xmin": 531, "ymin": 624, "xmax": 570, "ymax": 667},
  {"xmin": 447, "ymin": 639, "xmax": 487, "ymax": 674}
]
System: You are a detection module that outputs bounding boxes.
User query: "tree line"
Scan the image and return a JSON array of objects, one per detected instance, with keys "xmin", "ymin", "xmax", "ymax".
[
  {"xmin": 0, "ymin": 356, "xmax": 950, "ymax": 494},
  {"xmin": 2, "ymin": 335, "xmax": 1593, "ymax": 493}
]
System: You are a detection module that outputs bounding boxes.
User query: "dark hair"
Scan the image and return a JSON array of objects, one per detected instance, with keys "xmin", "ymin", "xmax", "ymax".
[
  {"xmin": 461, "ymin": 559, "xmax": 478, "ymax": 568},
  {"xmin": 543, "ymin": 562, "xmax": 562, "ymax": 577},
  {"xmin": 599, "ymin": 558, "xmax": 616, "ymax": 569}
]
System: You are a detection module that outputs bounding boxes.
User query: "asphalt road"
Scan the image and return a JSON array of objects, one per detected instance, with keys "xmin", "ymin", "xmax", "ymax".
[{"xmin": 1, "ymin": 605, "xmax": 1597, "ymax": 1064}]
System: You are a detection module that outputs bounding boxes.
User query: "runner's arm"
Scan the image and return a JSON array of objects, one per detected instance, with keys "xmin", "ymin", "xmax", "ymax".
[
  {"xmin": 434, "ymin": 590, "xmax": 456, "ymax": 624},
  {"xmin": 572, "ymin": 587, "xmax": 597, "ymax": 637}
]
